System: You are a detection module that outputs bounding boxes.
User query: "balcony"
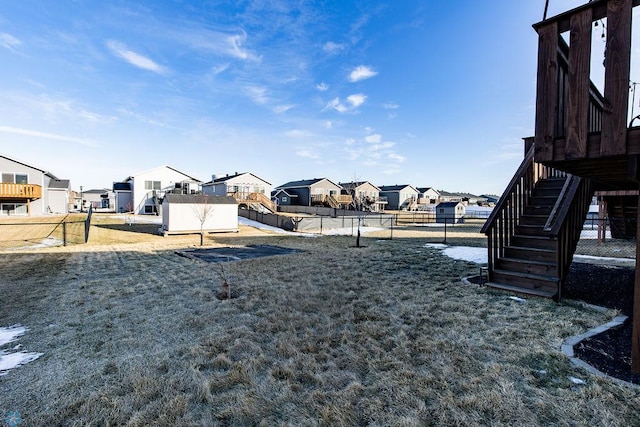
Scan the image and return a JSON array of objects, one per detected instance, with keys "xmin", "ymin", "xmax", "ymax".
[
  {"xmin": 0, "ymin": 183, "xmax": 42, "ymax": 199},
  {"xmin": 533, "ymin": 0, "xmax": 640, "ymax": 190}
]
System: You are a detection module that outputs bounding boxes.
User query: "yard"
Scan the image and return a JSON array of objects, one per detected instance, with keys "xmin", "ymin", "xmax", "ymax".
[{"xmin": 0, "ymin": 214, "xmax": 639, "ymax": 425}]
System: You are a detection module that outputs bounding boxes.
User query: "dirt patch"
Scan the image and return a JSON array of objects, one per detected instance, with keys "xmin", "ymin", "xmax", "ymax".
[{"xmin": 177, "ymin": 244, "xmax": 304, "ymax": 263}]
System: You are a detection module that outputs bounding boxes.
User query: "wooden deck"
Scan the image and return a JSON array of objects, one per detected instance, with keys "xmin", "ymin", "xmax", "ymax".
[{"xmin": 0, "ymin": 183, "xmax": 42, "ymax": 199}]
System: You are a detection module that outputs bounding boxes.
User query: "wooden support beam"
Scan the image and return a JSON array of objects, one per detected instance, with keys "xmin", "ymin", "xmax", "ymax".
[
  {"xmin": 601, "ymin": 0, "xmax": 632, "ymax": 156},
  {"xmin": 535, "ymin": 22, "xmax": 559, "ymax": 162},
  {"xmin": 633, "ymin": 188, "xmax": 640, "ymax": 373},
  {"xmin": 565, "ymin": 8, "xmax": 592, "ymax": 159}
]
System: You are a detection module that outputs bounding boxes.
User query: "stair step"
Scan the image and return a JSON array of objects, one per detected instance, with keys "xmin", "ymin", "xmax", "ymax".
[
  {"xmin": 524, "ymin": 205, "xmax": 553, "ymax": 215},
  {"xmin": 484, "ymin": 281, "xmax": 557, "ymax": 299},
  {"xmin": 528, "ymin": 196, "xmax": 558, "ymax": 206},
  {"xmin": 510, "ymin": 235, "xmax": 557, "ymax": 250},
  {"xmin": 504, "ymin": 246, "xmax": 556, "ymax": 262},
  {"xmin": 535, "ymin": 177, "xmax": 566, "ymax": 188},
  {"xmin": 491, "ymin": 269, "xmax": 559, "ymax": 295},
  {"xmin": 519, "ymin": 215, "xmax": 548, "ymax": 226},
  {"xmin": 514, "ymin": 224, "xmax": 552, "ymax": 237},
  {"xmin": 496, "ymin": 257, "xmax": 557, "ymax": 276}
]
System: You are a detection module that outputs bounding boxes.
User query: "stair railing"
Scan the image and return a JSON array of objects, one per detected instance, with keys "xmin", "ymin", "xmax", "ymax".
[
  {"xmin": 543, "ymin": 175, "xmax": 594, "ymax": 299},
  {"xmin": 481, "ymin": 144, "xmax": 564, "ymax": 282}
]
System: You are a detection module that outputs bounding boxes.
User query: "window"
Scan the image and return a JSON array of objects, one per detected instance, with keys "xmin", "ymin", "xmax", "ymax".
[
  {"xmin": 1, "ymin": 173, "xmax": 28, "ymax": 184},
  {"xmin": 144, "ymin": 180, "xmax": 161, "ymax": 190},
  {"xmin": 1, "ymin": 203, "xmax": 27, "ymax": 216}
]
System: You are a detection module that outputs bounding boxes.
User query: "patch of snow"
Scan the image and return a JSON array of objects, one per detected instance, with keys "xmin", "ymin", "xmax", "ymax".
[
  {"xmin": 238, "ymin": 217, "xmax": 316, "ymax": 237},
  {"xmin": 424, "ymin": 243, "xmax": 488, "ymax": 264},
  {"xmin": 321, "ymin": 227, "xmax": 383, "ymax": 236},
  {"xmin": 424, "ymin": 243, "xmax": 447, "ymax": 249},
  {"xmin": 0, "ymin": 325, "xmax": 26, "ymax": 346},
  {"xmin": 0, "ymin": 325, "xmax": 42, "ymax": 376},
  {"xmin": 568, "ymin": 376, "xmax": 586, "ymax": 385}
]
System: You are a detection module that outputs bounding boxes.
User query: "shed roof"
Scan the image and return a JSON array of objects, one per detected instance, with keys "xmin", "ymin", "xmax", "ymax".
[
  {"xmin": 437, "ymin": 201, "xmax": 464, "ymax": 208},
  {"xmin": 163, "ymin": 194, "xmax": 237, "ymax": 205}
]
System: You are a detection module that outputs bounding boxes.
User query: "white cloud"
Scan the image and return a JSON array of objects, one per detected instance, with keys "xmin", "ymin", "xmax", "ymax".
[
  {"xmin": 106, "ymin": 40, "xmax": 167, "ymax": 74},
  {"xmin": 346, "ymin": 93, "xmax": 366, "ymax": 108},
  {"xmin": 296, "ymin": 149, "xmax": 319, "ymax": 159},
  {"xmin": 388, "ymin": 153, "xmax": 406, "ymax": 162},
  {"xmin": 324, "ymin": 97, "xmax": 348, "ymax": 113},
  {"xmin": 323, "ymin": 41, "xmax": 345, "ymax": 54},
  {"xmin": 0, "ymin": 126, "xmax": 97, "ymax": 146},
  {"xmin": 212, "ymin": 63, "xmax": 230, "ymax": 75},
  {"xmin": 0, "ymin": 32, "xmax": 21, "ymax": 51},
  {"xmin": 274, "ymin": 104, "xmax": 295, "ymax": 114},
  {"xmin": 286, "ymin": 129, "xmax": 312, "ymax": 138},
  {"xmin": 316, "ymin": 82, "xmax": 329, "ymax": 91},
  {"xmin": 365, "ymin": 134, "xmax": 382, "ymax": 143},
  {"xmin": 349, "ymin": 65, "xmax": 377, "ymax": 82},
  {"xmin": 244, "ymin": 86, "xmax": 268, "ymax": 104}
]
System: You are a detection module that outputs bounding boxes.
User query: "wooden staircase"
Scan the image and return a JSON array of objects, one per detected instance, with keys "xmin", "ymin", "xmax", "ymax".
[
  {"xmin": 490, "ymin": 177, "xmax": 565, "ymax": 298},
  {"xmin": 482, "ymin": 144, "xmax": 594, "ymax": 300}
]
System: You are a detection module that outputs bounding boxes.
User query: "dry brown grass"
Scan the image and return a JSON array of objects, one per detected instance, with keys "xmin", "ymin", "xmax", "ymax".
[{"xmin": 0, "ymin": 216, "xmax": 638, "ymax": 425}]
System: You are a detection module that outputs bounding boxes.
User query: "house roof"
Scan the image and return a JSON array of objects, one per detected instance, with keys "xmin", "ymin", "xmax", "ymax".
[
  {"xmin": 379, "ymin": 184, "xmax": 418, "ymax": 192},
  {"xmin": 0, "ymin": 153, "xmax": 59, "ymax": 180},
  {"xmin": 271, "ymin": 189, "xmax": 297, "ymax": 197},
  {"xmin": 48, "ymin": 179, "xmax": 71, "ymax": 189},
  {"xmin": 163, "ymin": 194, "xmax": 237, "ymax": 205},
  {"xmin": 277, "ymin": 178, "xmax": 342, "ymax": 189},
  {"xmin": 202, "ymin": 172, "xmax": 271, "ymax": 186},
  {"xmin": 338, "ymin": 181, "xmax": 381, "ymax": 192},
  {"xmin": 122, "ymin": 165, "xmax": 202, "ymax": 183},
  {"xmin": 416, "ymin": 187, "xmax": 439, "ymax": 194}
]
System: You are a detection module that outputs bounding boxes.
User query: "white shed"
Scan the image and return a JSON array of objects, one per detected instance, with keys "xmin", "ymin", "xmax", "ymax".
[
  {"xmin": 436, "ymin": 201, "xmax": 466, "ymax": 224},
  {"xmin": 161, "ymin": 194, "xmax": 238, "ymax": 235}
]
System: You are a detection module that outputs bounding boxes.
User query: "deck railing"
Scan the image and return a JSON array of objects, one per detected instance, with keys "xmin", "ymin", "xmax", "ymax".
[
  {"xmin": 0, "ymin": 183, "xmax": 42, "ymax": 199},
  {"xmin": 534, "ymin": 0, "xmax": 636, "ymax": 161}
]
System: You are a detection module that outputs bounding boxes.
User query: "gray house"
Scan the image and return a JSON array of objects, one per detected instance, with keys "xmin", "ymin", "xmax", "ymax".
[
  {"xmin": 378, "ymin": 185, "xmax": 419, "ymax": 211},
  {"xmin": 0, "ymin": 153, "xmax": 71, "ymax": 216},
  {"xmin": 436, "ymin": 201, "xmax": 466, "ymax": 224},
  {"xmin": 275, "ymin": 178, "xmax": 344, "ymax": 207}
]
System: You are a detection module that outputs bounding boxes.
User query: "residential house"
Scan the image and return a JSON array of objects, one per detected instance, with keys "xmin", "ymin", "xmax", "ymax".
[
  {"xmin": 378, "ymin": 185, "xmax": 419, "ymax": 211},
  {"xmin": 271, "ymin": 189, "xmax": 296, "ymax": 206},
  {"xmin": 437, "ymin": 190, "xmax": 463, "ymax": 203},
  {"xmin": 416, "ymin": 187, "xmax": 440, "ymax": 209},
  {"xmin": 81, "ymin": 188, "xmax": 114, "ymax": 210},
  {"xmin": 0, "ymin": 154, "xmax": 70, "ymax": 216},
  {"xmin": 113, "ymin": 165, "xmax": 202, "ymax": 215},
  {"xmin": 202, "ymin": 172, "xmax": 275, "ymax": 212},
  {"xmin": 161, "ymin": 194, "xmax": 238, "ymax": 235},
  {"xmin": 436, "ymin": 201, "xmax": 466, "ymax": 224},
  {"xmin": 457, "ymin": 193, "xmax": 488, "ymax": 206},
  {"xmin": 275, "ymin": 178, "xmax": 345, "ymax": 208},
  {"xmin": 339, "ymin": 181, "xmax": 386, "ymax": 212}
]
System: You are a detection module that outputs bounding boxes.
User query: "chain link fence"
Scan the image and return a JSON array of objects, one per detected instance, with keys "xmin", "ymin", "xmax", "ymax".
[{"xmin": 0, "ymin": 208, "xmax": 92, "ymax": 250}]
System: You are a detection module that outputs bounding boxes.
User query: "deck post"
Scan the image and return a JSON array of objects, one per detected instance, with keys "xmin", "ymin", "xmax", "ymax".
[{"xmin": 633, "ymin": 188, "xmax": 640, "ymax": 373}]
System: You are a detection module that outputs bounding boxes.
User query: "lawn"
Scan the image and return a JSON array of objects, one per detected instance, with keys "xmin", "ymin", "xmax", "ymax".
[{"xmin": 0, "ymin": 214, "xmax": 638, "ymax": 425}]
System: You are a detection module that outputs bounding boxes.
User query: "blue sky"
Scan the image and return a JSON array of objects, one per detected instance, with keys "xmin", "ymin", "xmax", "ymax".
[{"xmin": 0, "ymin": 0, "xmax": 629, "ymax": 195}]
